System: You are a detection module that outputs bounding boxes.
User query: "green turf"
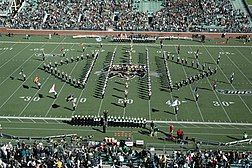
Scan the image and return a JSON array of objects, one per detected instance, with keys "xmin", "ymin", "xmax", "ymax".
[
  {"xmin": 0, "ymin": 35, "xmax": 251, "ymax": 150},
  {"xmin": 247, "ymin": 0, "xmax": 252, "ymax": 5}
]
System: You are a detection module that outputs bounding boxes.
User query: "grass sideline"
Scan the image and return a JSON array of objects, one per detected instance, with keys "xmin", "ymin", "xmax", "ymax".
[{"xmin": 0, "ymin": 35, "xmax": 251, "ymax": 150}]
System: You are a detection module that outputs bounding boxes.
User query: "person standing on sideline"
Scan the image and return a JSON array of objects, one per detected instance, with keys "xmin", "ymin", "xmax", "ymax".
[
  {"xmin": 169, "ymin": 124, "xmax": 174, "ymax": 136},
  {"xmin": 177, "ymin": 44, "xmax": 180, "ymax": 54},
  {"xmin": 160, "ymin": 39, "xmax": 163, "ymax": 49}
]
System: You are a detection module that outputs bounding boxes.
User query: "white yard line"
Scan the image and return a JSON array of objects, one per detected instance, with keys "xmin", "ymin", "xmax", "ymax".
[
  {"xmin": 72, "ymin": 51, "xmax": 100, "ymax": 116},
  {"xmin": 0, "ymin": 37, "xmax": 66, "ymax": 113},
  {"xmin": 219, "ymin": 46, "xmax": 252, "ymax": 86},
  {"xmin": 235, "ymin": 47, "xmax": 252, "ymax": 65},
  {"xmin": 204, "ymin": 45, "xmax": 252, "ymax": 115},
  {"xmin": 194, "ymin": 46, "xmax": 232, "ymax": 122},
  {"xmin": 45, "ymin": 45, "xmax": 78, "ymax": 117},
  {"xmin": 173, "ymin": 46, "xmax": 204, "ymax": 121},
  {"xmin": 163, "ymin": 50, "xmax": 177, "ymax": 120},
  {"xmin": 97, "ymin": 99, "xmax": 104, "ymax": 116},
  {"xmin": 0, "ymin": 44, "xmax": 30, "ymax": 69},
  {"xmin": 146, "ymin": 48, "xmax": 152, "ymax": 120},
  {"xmin": 0, "ymin": 40, "xmax": 252, "ymax": 48},
  {"xmin": 0, "ymin": 45, "xmax": 45, "ymax": 87},
  {"xmin": 18, "ymin": 39, "xmax": 69, "ymax": 116},
  {"xmin": 148, "ymin": 100, "xmax": 151, "ymax": 120}
]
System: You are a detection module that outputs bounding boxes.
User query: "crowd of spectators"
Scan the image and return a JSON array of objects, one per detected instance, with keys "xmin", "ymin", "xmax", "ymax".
[
  {"xmin": 0, "ymin": 0, "xmax": 10, "ymax": 13},
  {"xmin": 1, "ymin": 0, "xmax": 251, "ymax": 32},
  {"xmin": 0, "ymin": 136, "xmax": 251, "ymax": 167}
]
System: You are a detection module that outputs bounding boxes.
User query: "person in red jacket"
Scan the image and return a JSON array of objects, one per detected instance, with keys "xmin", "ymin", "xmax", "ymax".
[{"xmin": 177, "ymin": 128, "xmax": 184, "ymax": 140}]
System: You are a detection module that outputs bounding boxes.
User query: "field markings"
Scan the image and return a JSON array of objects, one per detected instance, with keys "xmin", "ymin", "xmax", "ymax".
[
  {"xmin": 204, "ymin": 45, "xmax": 252, "ymax": 115},
  {"xmin": 0, "ymin": 44, "xmax": 30, "ymax": 69},
  {"xmin": 2, "ymin": 127, "xmax": 248, "ymax": 137},
  {"xmin": 146, "ymin": 47, "xmax": 152, "ymax": 120},
  {"xmin": 197, "ymin": 46, "xmax": 232, "ymax": 122},
  {"xmin": 1, "ymin": 40, "xmax": 252, "ymax": 48},
  {"xmin": 0, "ymin": 45, "xmax": 45, "ymax": 88},
  {"xmin": 163, "ymin": 49, "xmax": 177, "ymax": 120},
  {"xmin": 173, "ymin": 46, "xmax": 204, "ymax": 121},
  {"xmin": 0, "ymin": 115, "xmax": 251, "ymax": 126},
  {"xmin": 18, "ymin": 39, "xmax": 69, "ymax": 116},
  {"xmin": 97, "ymin": 99, "xmax": 104, "ymax": 116},
  {"xmin": 44, "ymin": 45, "xmax": 79, "ymax": 117},
  {"xmin": 72, "ymin": 50, "xmax": 101, "ymax": 117},
  {"xmin": 0, "ymin": 37, "xmax": 67, "ymax": 114},
  {"xmin": 235, "ymin": 47, "xmax": 252, "ymax": 65},
  {"xmin": 219, "ymin": 46, "xmax": 252, "ymax": 85},
  {"xmin": 0, "ymin": 43, "xmax": 16, "ymax": 58}
]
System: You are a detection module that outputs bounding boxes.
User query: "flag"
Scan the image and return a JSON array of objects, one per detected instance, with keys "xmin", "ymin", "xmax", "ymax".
[
  {"xmin": 49, "ymin": 84, "xmax": 56, "ymax": 93},
  {"xmin": 96, "ymin": 36, "xmax": 102, "ymax": 42},
  {"xmin": 167, "ymin": 99, "xmax": 181, "ymax": 107}
]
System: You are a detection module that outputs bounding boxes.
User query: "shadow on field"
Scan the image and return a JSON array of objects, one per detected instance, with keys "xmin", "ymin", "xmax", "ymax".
[
  {"xmin": 22, "ymin": 85, "xmax": 29, "ymax": 89},
  {"xmin": 185, "ymin": 97, "xmax": 195, "ymax": 102},
  {"xmin": 152, "ymin": 108, "xmax": 159, "ymax": 112},
  {"xmin": 92, "ymin": 127, "xmax": 103, "ymax": 133},
  {"xmin": 112, "ymin": 94, "xmax": 123, "ymax": 99},
  {"xmin": 111, "ymin": 102, "xmax": 124, "ymax": 108},
  {"xmin": 113, "ymin": 87, "xmax": 124, "ymax": 92},
  {"xmin": 217, "ymin": 80, "xmax": 229, "ymax": 84},
  {"xmin": 226, "ymin": 136, "xmax": 241, "ymax": 141},
  {"xmin": 197, "ymin": 87, "xmax": 212, "ymax": 91},
  {"xmin": 47, "ymin": 95, "xmax": 55, "ymax": 99},
  {"xmin": 63, "ymin": 106, "xmax": 73, "ymax": 111},
  {"xmin": 52, "ymin": 104, "xmax": 60, "ymax": 108},
  {"xmin": 163, "ymin": 111, "xmax": 175, "ymax": 115}
]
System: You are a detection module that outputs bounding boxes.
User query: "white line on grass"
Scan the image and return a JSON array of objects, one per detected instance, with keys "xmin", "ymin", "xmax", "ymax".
[
  {"xmin": 0, "ymin": 45, "xmax": 45, "ymax": 87},
  {"xmin": 235, "ymin": 47, "xmax": 252, "ymax": 65},
  {"xmin": 146, "ymin": 47, "xmax": 152, "ymax": 120},
  {"xmin": 72, "ymin": 50, "xmax": 101, "ymax": 116},
  {"xmin": 18, "ymin": 38, "xmax": 68, "ymax": 116},
  {"xmin": 173, "ymin": 46, "xmax": 204, "ymax": 121},
  {"xmin": 204, "ymin": 45, "xmax": 252, "ymax": 115},
  {"xmin": 219, "ymin": 46, "xmax": 252, "ymax": 86},
  {"xmin": 0, "ymin": 37, "xmax": 66, "ymax": 113},
  {"xmin": 44, "ymin": 61, "xmax": 78, "ymax": 116},
  {"xmin": 1, "ymin": 40, "xmax": 252, "ymax": 48},
  {"xmin": 0, "ymin": 44, "xmax": 30, "ymax": 69},
  {"xmin": 193, "ymin": 46, "xmax": 232, "ymax": 122},
  {"xmin": 163, "ymin": 49, "xmax": 177, "ymax": 120},
  {"xmin": 45, "ymin": 45, "xmax": 79, "ymax": 117},
  {"xmin": 5, "ymin": 118, "xmax": 11, "ymax": 122},
  {"xmin": 97, "ymin": 99, "xmax": 104, "ymax": 116}
]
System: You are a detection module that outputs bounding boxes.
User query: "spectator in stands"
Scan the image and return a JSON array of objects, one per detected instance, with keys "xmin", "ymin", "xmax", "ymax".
[{"xmin": 1, "ymin": 0, "xmax": 251, "ymax": 32}]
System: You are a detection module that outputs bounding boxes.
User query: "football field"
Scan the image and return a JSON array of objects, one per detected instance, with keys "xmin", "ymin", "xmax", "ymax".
[{"xmin": 0, "ymin": 35, "xmax": 251, "ymax": 149}]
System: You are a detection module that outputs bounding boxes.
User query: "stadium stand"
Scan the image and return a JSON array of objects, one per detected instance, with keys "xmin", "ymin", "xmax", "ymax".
[
  {"xmin": 0, "ymin": 137, "xmax": 252, "ymax": 167},
  {"xmin": 1, "ymin": 0, "xmax": 251, "ymax": 32}
]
